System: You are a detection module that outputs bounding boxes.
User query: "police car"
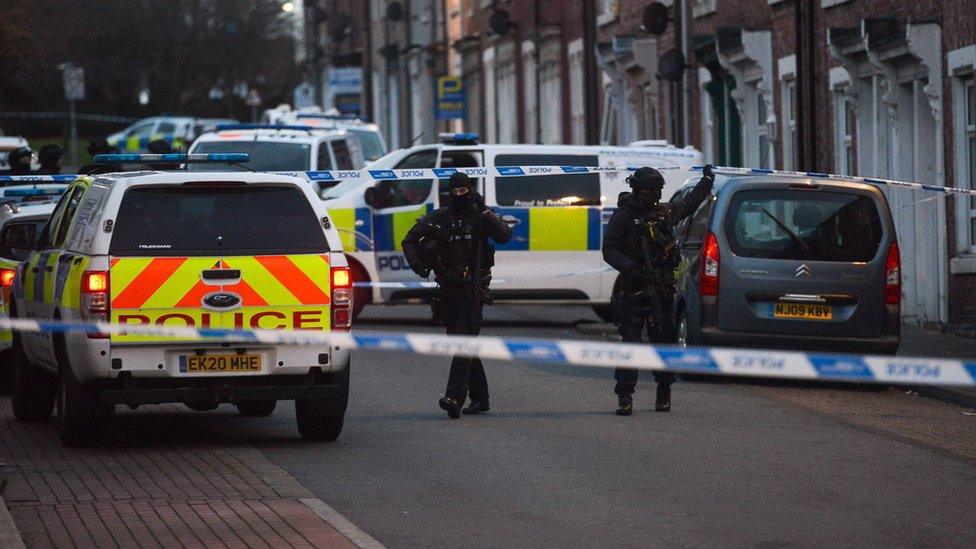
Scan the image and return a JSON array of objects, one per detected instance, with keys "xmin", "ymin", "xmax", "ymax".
[
  {"xmin": 7, "ymin": 155, "xmax": 353, "ymax": 446},
  {"xmin": 187, "ymin": 124, "xmax": 366, "ymax": 193},
  {"xmin": 321, "ymin": 134, "xmax": 702, "ymax": 319},
  {"xmin": 0, "ymin": 201, "xmax": 59, "ymax": 367},
  {"xmin": 106, "ymin": 116, "xmax": 237, "ymax": 153}
]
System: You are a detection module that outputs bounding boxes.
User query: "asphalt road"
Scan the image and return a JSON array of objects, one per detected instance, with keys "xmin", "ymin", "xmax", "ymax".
[{"xmin": 233, "ymin": 305, "xmax": 976, "ymax": 548}]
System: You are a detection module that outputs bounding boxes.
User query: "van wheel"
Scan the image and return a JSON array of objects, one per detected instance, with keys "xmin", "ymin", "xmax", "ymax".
[
  {"xmin": 10, "ymin": 341, "xmax": 56, "ymax": 421},
  {"xmin": 236, "ymin": 400, "xmax": 277, "ymax": 417},
  {"xmin": 296, "ymin": 367, "xmax": 349, "ymax": 442},
  {"xmin": 592, "ymin": 305, "xmax": 614, "ymax": 323},
  {"xmin": 185, "ymin": 400, "xmax": 219, "ymax": 412},
  {"xmin": 58, "ymin": 363, "xmax": 110, "ymax": 447}
]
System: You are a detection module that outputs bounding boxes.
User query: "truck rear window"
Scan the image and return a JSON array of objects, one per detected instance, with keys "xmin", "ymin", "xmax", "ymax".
[
  {"xmin": 724, "ymin": 190, "xmax": 883, "ymax": 262},
  {"xmin": 110, "ymin": 186, "xmax": 329, "ymax": 256}
]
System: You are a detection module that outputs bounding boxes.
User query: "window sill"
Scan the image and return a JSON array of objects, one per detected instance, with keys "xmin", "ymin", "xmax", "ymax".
[{"xmin": 950, "ymin": 255, "xmax": 976, "ymax": 274}]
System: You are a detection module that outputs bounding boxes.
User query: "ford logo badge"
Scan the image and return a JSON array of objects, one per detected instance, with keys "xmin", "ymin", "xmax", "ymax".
[{"xmin": 202, "ymin": 292, "xmax": 242, "ymax": 310}]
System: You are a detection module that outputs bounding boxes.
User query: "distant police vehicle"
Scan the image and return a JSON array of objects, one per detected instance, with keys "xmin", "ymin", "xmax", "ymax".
[
  {"xmin": 188, "ymin": 124, "xmax": 366, "ymax": 193},
  {"xmin": 261, "ymin": 105, "xmax": 389, "ymax": 162},
  {"xmin": 0, "ymin": 201, "xmax": 58, "ymax": 367},
  {"xmin": 106, "ymin": 116, "xmax": 237, "ymax": 153},
  {"xmin": 321, "ymin": 134, "xmax": 703, "ymax": 319},
  {"xmin": 7, "ymin": 155, "xmax": 353, "ymax": 445},
  {"xmin": 0, "ymin": 183, "xmax": 69, "ymax": 206}
]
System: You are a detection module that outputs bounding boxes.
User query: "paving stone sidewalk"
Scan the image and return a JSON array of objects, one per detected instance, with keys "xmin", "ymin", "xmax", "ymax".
[{"xmin": 0, "ymin": 400, "xmax": 359, "ymax": 549}]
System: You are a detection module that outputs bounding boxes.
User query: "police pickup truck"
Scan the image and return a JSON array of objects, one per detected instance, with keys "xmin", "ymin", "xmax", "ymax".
[{"xmin": 7, "ymin": 155, "xmax": 353, "ymax": 446}]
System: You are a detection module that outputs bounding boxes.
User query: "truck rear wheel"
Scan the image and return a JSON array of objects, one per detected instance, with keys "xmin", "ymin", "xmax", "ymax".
[
  {"xmin": 10, "ymin": 341, "xmax": 56, "ymax": 421},
  {"xmin": 236, "ymin": 400, "xmax": 277, "ymax": 417},
  {"xmin": 58, "ymin": 363, "xmax": 111, "ymax": 447},
  {"xmin": 295, "ymin": 367, "xmax": 349, "ymax": 442}
]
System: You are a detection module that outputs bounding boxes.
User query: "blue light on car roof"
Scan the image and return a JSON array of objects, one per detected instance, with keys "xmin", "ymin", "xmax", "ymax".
[
  {"xmin": 296, "ymin": 113, "xmax": 360, "ymax": 120},
  {"xmin": 215, "ymin": 124, "xmax": 317, "ymax": 132},
  {"xmin": 3, "ymin": 187, "xmax": 67, "ymax": 197},
  {"xmin": 92, "ymin": 153, "xmax": 250, "ymax": 164}
]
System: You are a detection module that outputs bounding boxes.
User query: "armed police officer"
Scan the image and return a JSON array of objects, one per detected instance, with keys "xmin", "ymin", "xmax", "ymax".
[
  {"xmin": 603, "ymin": 165, "xmax": 715, "ymax": 415},
  {"xmin": 402, "ymin": 172, "xmax": 512, "ymax": 419}
]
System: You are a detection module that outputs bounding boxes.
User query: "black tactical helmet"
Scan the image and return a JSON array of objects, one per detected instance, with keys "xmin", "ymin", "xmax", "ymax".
[
  {"xmin": 6, "ymin": 146, "xmax": 33, "ymax": 172},
  {"xmin": 627, "ymin": 167, "xmax": 665, "ymax": 190},
  {"xmin": 38, "ymin": 144, "xmax": 63, "ymax": 166}
]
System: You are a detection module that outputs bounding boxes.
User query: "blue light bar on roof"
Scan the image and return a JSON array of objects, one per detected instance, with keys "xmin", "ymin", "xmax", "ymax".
[
  {"xmin": 440, "ymin": 132, "xmax": 479, "ymax": 144},
  {"xmin": 214, "ymin": 124, "xmax": 317, "ymax": 132},
  {"xmin": 296, "ymin": 113, "xmax": 360, "ymax": 120},
  {"xmin": 3, "ymin": 187, "xmax": 68, "ymax": 197},
  {"xmin": 92, "ymin": 153, "xmax": 250, "ymax": 164}
]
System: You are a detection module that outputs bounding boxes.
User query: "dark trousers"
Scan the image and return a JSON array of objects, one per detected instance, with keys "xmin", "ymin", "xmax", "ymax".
[
  {"xmin": 614, "ymin": 296, "xmax": 677, "ymax": 397},
  {"xmin": 439, "ymin": 289, "xmax": 488, "ymax": 403}
]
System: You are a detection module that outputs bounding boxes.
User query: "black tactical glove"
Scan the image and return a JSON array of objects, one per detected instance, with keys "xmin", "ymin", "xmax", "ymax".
[
  {"xmin": 702, "ymin": 164, "xmax": 715, "ymax": 183},
  {"xmin": 412, "ymin": 263, "xmax": 431, "ymax": 278}
]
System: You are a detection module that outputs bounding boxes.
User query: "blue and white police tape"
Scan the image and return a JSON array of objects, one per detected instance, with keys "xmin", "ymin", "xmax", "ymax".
[
  {"xmin": 4, "ymin": 163, "xmax": 974, "ymax": 198},
  {"xmin": 0, "ymin": 317, "xmax": 972, "ymax": 387},
  {"xmin": 0, "ymin": 175, "xmax": 79, "ymax": 182},
  {"xmin": 351, "ymin": 268, "xmax": 615, "ymax": 288}
]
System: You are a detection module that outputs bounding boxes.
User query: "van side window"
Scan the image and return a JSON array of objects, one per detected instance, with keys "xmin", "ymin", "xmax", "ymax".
[
  {"xmin": 494, "ymin": 154, "xmax": 600, "ymax": 207},
  {"xmin": 50, "ymin": 186, "xmax": 86, "ymax": 248},
  {"xmin": 0, "ymin": 222, "xmax": 42, "ymax": 261},
  {"xmin": 317, "ymin": 143, "xmax": 333, "ymax": 170},
  {"xmin": 684, "ymin": 198, "xmax": 712, "ymax": 244},
  {"xmin": 438, "ymin": 151, "xmax": 483, "ymax": 204},
  {"xmin": 331, "ymin": 140, "xmax": 354, "ymax": 170},
  {"xmin": 369, "ymin": 150, "xmax": 437, "ymax": 209},
  {"xmin": 40, "ymin": 187, "xmax": 80, "ymax": 249}
]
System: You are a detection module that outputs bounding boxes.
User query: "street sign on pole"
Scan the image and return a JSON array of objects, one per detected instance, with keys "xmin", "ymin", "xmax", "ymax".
[
  {"xmin": 435, "ymin": 76, "xmax": 465, "ymax": 121},
  {"xmin": 63, "ymin": 66, "xmax": 85, "ymax": 101},
  {"xmin": 294, "ymin": 82, "xmax": 315, "ymax": 110},
  {"xmin": 62, "ymin": 65, "xmax": 85, "ymax": 167}
]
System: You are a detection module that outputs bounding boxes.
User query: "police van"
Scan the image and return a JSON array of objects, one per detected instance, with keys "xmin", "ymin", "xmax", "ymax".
[
  {"xmin": 187, "ymin": 124, "xmax": 366, "ymax": 193},
  {"xmin": 260, "ymin": 106, "xmax": 389, "ymax": 162},
  {"xmin": 321, "ymin": 135, "xmax": 702, "ymax": 319},
  {"xmin": 0, "ymin": 201, "xmax": 58, "ymax": 367},
  {"xmin": 7, "ymin": 159, "xmax": 353, "ymax": 445}
]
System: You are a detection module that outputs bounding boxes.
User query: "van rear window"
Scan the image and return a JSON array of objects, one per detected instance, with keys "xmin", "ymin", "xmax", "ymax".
[
  {"xmin": 724, "ymin": 190, "xmax": 882, "ymax": 262},
  {"xmin": 110, "ymin": 186, "xmax": 328, "ymax": 256},
  {"xmin": 188, "ymin": 141, "xmax": 311, "ymax": 171}
]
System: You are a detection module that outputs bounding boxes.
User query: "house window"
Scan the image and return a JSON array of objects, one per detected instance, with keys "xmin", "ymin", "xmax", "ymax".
[
  {"xmin": 642, "ymin": 84, "xmax": 658, "ymax": 139},
  {"xmin": 757, "ymin": 96, "xmax": 770, "ymax": 169},
  {"xmin": 832, "ymin": 84, "xmax": 857, "ymax": 177},
  {"xmin": 966, "ymin": 76, "xmax": 976, "ymax": 250},
  {"xmin": 539, "ymin": 40, "xmax": 563, "ymax": 144},
  {"xmin": 782, "ymin": 80, "xmax": 797, "ymax": 170},
  {"xmin": 568, "ymin": 40, "xmax": 586, "ymax": 144}
]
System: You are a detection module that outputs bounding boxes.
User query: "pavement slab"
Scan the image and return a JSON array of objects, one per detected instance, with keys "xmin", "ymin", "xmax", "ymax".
[{"xmin": 0, "ymin": 400, "xmax": 365, "ymax": 549}]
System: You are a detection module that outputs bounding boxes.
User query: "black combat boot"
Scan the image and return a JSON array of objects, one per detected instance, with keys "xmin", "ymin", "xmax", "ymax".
[
  {"xmin": 655, "ymin": 382, "xmax": 672, "ymax": 412},
  {"xmin": 439, "ymin": 397, "xmax": 461, "ymax": 419},
  {"xmin": 462, "ymin": 400, "xmax": 489, "ymax": 415},
  {"xmin": 615, "ymin": 395, "xmax": 633, "ymax": 416}
]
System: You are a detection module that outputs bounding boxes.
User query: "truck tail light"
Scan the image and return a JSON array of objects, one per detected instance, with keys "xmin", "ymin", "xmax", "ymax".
[
  {"xmin": 331, "ymin": 266, "xmax": 352, "ymax": 331},
  {"xmin": 700, "ymin": 232, "xmax": 720, "ymax": 297},
  {"xmin": 0, "ymin": 268, "xmax": 16, "ymax": 287},
  {"xmin": 81, "ymin": 270, "xmax": 110, "ymax": 339},
  {"xmin": 884, "ymin": 241, "xmax": 901, "ymax": 305}
]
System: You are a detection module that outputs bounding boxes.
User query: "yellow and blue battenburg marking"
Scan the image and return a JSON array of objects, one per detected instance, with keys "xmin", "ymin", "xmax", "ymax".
[{"xmin": 495, "ymin": 207, "xmax": 603, "ymax": 251}]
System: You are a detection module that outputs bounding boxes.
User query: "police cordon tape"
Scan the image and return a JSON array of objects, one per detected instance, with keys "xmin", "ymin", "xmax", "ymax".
[
  {"xmin": 5, "ymin": 163, "xmax": 976, "ymax": 198},
  {"xmin": 0, "ymin": 317, "xmax": 973, "ymax": 387}
]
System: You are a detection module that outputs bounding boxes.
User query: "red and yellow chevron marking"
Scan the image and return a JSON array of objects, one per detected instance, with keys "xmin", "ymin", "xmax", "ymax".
[{"xmin": 109, "ymin": 254, "xmax": 332, "ymax": 343}]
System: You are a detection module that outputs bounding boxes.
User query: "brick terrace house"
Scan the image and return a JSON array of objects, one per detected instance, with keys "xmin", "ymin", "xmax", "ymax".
[{"xmin": 341, "ymin": 0, "xmax": 976, "ymax": 332}]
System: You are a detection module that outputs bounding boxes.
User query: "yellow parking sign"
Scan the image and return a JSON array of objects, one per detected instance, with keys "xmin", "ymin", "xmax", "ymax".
[{"xmin": 436, "ymin": 76, "xmax": 465, "ymax": 120}]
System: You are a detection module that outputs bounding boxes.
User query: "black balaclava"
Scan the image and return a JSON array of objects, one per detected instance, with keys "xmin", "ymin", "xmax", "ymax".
[
  {"xmin": 6, "ymin": 147, "xmax": 33, "ymax": 175},
  {"xmin": 448, "ymin": 172, "xmax": 475, "ymax": 211},
  {"xmin": 627, "ymin": 167, "xmax": 665, "ymax": 207}
]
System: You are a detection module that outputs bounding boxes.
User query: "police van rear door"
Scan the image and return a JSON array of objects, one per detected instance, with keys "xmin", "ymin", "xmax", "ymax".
[{"xmin": 108, "ymin": 182, "xmax": 334, "ymax": 345}]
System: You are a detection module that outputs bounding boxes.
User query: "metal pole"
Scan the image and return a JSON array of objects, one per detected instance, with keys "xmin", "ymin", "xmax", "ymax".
[
  {"xmin": 680, "ymin": 0, "xmax": 690, "ymax": 146},
  {"xmin": 68, "ymin": 99, "xmax": 78, "ymax": 167},
  {"xmin": 534, "ymin": 0, "xmax": 542, "ymax": 144},
  {"xmin": 793, "ymin": 0, "xmax": 805, "ymax": 171}
]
